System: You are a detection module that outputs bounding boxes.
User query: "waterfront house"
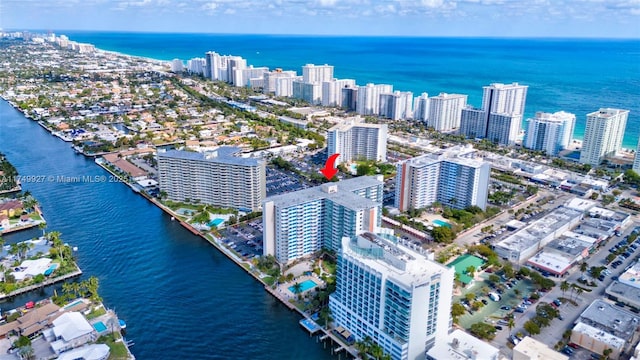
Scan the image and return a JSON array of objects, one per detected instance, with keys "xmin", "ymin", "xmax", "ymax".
[
  {"xmin": 45, "ymin": 311, "xmax": 98, "ymax": 355},
  {"xmin": 0, "ymin": 199, "xmax": 23, "ymax": 217},
  {"xmin": 57, "ymin": 344, "xmax": 110, "ymax": 360},
  {"xmin": 0, "ymin": 302, "xmax": 61, "ymax": 339}
]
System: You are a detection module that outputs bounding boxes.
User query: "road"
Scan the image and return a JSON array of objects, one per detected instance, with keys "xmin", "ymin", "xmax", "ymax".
[{"xmin": 489, "ymin": 218, "xmax": 640, "ymax": 358}]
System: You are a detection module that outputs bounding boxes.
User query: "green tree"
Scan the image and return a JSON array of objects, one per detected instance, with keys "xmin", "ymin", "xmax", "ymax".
[
  {"xmin": 431, "ymin": 226, "xmax": 456, "ymax": 244},
  {"xmin": 38, "ymin": 222, "xmax": 47, "ymax": 237},
  {"xmin": 560, "ymin": 281, "xmax": 570, "ymax": 298},
  {"xmin": 508, "ymin": 318, "xmax": 515, "ymax": 335},
  {"xmin": 524, "ymin": 320, "xmax": 540, "ymax": 335},
  {"xmin": 465, "ymin": 266, "xmax": 476, "ymax": 278},
  {"xmin": 47, "ymin": 231, "xmax": 65, "ymax": 262},
  {"xmin": 291, "ymin": 282, "xmax": 303, "ymax": 296},
  {"xmin": 451, "ymin": 303, "xmax": 466, "ymax": 321},
  {"xmin": 502, "ymin": 263, "xmax": 515, "ymax": 279},
  {"xmin": 580, "ymin": 262, "xmax": 588, "ymax": 276},
  {"xmin": 469, "ymin": 322, "xmax": 497, "ymax": 340}
]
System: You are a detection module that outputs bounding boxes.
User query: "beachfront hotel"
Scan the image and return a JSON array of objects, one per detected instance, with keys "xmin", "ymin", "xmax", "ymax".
[
  {"xmin": 524, "ymin": 111, "xmax": 576, "ymax": 156},
  {"xmin": 580, "ymin": 108, "xmax": 629, "ymax": 167},
  {"xmin": 157, "ymin": 147, "xmax": 266, "ymax": 212},
  {"xmin": 329, "ymin": 231, "xmax": 454, "ymax": 360},
  {"xmin": 395, "ymin": 145, "xmax": 491, "ymax": 211},
  {"xmin": 426, "ymin": 93, "xmax": 467, "ymax": 132},
  {"xmin": 262, "ymin": 176, "xmax": 383, "ymax": 264},
  {"xmin": 327, "ymin": 117, "xmax": 388, "ymax": 165}
]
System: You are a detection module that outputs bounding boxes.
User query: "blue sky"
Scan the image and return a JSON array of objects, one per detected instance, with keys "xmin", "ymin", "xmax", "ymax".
[{"xmin": 1, "ymin": 0, "xmax": 639, "ymax": 38}]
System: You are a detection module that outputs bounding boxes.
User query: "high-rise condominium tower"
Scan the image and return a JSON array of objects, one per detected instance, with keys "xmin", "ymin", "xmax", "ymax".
[
  {"xmin": 579, "ymin": 108, "xmax": 629, "ymax": 166},
  {"xmin": 330, "ymin": 231, "xmax": 454, "ymax": 360}
]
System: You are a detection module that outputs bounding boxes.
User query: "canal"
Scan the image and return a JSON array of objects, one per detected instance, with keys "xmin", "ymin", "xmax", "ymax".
[{"xmin": 0, "ymin": 99, "xmax": 335, "ymax": 360}]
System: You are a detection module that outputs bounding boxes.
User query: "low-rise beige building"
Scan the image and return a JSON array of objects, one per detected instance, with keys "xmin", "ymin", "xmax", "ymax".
[{"xmin": 513, "ymin": 337, "xmax": 568, "ymax": 360}]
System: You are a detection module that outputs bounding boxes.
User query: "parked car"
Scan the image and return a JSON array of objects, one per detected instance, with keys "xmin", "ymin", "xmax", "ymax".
[
  {"xmin": 553, "ymin": 299, "xmax": 562, "ymax": 306},
  {"xmin": 494, "ymin": 325, "xmax": 503, "ymax": 330},
  {"xmin": 500, "ymin": 306, "xmax": 511, "ymax": 311}
]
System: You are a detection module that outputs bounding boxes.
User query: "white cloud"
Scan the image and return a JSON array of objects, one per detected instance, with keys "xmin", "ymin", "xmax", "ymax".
[
  {"xmin": 201, "ymin": 2, "xmax": 218, "ymax": 11},
  {"xmin": 317, "ymin": 0, "xmax": 339, "ymax": 6}
]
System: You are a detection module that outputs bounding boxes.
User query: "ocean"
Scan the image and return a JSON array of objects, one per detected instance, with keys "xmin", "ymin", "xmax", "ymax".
[{"xmin": 62, "ymin": 31, "xmax": 640, "ymax": 148}]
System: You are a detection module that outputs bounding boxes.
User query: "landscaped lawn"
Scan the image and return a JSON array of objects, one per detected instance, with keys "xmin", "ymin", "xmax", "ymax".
[{"xmin": 97, "ymin": 333, "xmax": 129, "ymax": 360}]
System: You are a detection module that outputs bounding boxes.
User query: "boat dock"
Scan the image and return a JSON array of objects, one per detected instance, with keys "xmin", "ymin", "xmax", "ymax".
[{"xmin": 0, "ymin": 268, "xmax": 83, "ymax": 301}]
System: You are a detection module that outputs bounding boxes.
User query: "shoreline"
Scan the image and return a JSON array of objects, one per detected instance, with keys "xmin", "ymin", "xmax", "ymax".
[
  {"xmin": 92, "ymin": 146, "xmax": 357, "ymax": 358},
  {"xmin": 36, "ymin": 33, "xmax": 639, "ymax": 150}
]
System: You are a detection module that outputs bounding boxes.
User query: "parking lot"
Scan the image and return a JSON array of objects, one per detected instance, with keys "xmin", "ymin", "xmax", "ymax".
[
  {"xmin": 455, "ymin": 271, "xmax": 538, "ymax": 330},
  {"xmin": 266, "ymin": 167, "xmax": 310, "ymax": 196},
  {"xmin": 220, "ymin": 220, "xmax": 264, "ymax": 260}
]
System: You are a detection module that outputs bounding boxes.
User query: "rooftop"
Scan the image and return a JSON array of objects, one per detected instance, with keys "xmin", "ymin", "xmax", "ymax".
[
  {"xmin": 343, "ymin": 231, "xmax": 451, "ymax": 289},
  {"xmin": 426, "ymin": 329, "xmax": 500, "ymax": 360},
  {"xmin": 527, "ymin": 251, "xmax": 574, "ymax": 275},
  {"xmin": 513, "ymin": 336, "xmax": 568, "ymax": 360},
  {"xmin": 587, "ymin": 108, "xmax": 630, "ymax": 119},
  {"xmin": 606, "ymin": 280, "xmax": 640, "ymax": 307},
  {"xmin": 264, "ymin": 176, "xmax": 383, "ymax": 210},
  {"xmin": 578, "ymin": 299, "xmax": 639, "ymax": 341},
  {"xmin": 403, "ymin": 144, "xmax": 486, "ymax": 169},
  {"xmin": 618, "ymin": 261, "xmax": 640, "ymax": 290},
  {"xmin": 158, "ymin": 146, "xmax": 263, "ymax": 167},
  {"xmin": 547, "ymin": 232, "xmax": 596, "ymax": 256},
  {"xmin": 572, "ymin": 322, "xmax": 626, "ymax": 349},
  {"xmin": 328, "ymin": 116, "xmax": 387, "ymax": 132},
  {"xmin": 495, "ymin": 206, "xmax": 583, "ymax": 252}
]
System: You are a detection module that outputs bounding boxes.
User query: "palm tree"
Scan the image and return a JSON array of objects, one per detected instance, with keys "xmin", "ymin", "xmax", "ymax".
[
  {"xmin": 508, "ymin": 318, "xmax": 515, "ymax": 335},
  {"xmin": 579, "ymin": 262, "xmax": 588, "ymax": 277},
  {"xmin": 560, "ymin": 281, "xmax": 569, "ymax": 298},
  {"xmin": 86, "ymin": 276, "xmax": 101, "ymax": 302},
  {"xmin": 292, "ymin": 282, "xmax": 303, "ymax": 297},
  {"xmin": 354, "ymin": 340, "xmax": 369, "ymax": 360},
  {"xmin": 574, "ymin": 287, "xmax": 584, "ymax": 302},
  {"xmin": 62, "ymin": 282, "xmax": 73, "ymax": 295},
  {"xmin": 47, "ymin": 231, "xmax": 64, "ymax": 262},
  {"xmin": 38, "ymin": 222, "xmax": 47, "ymax": 237}
]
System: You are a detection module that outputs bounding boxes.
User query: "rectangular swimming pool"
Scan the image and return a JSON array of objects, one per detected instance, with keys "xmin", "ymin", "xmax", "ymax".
[
  {"xmin": 93, "ymin": 321, "xmax": 107, "ymax": 332},
  {"xmin": 288, "ymin": 279, "xmax": 318, "ymax": 293},
  {"xmin": 433, "ymin": 219, "xmax": 451, "ymax": 228}
]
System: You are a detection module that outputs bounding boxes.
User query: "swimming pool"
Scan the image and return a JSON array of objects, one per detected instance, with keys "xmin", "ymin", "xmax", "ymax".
[
  {"xmin": 93, "ymin": 321, "xmax": 107, "ymax": 332},
  {"xmin": 208, "ymin": 218, "xmax": 224, "ymax": 227},
  {"xmin": 433, "ymin": 219, "xmax": 451, "ymax": 228},
  {"xmin": 64, "ymin": 300, "xmax": 84, "ymax": 309},
  {"xmin": 44, "ymin": 263, "xmax": 58, "ymax": 276},
  {"xmin": 288, "ymin": 279, "xmax": 318, "ymax": 293}
]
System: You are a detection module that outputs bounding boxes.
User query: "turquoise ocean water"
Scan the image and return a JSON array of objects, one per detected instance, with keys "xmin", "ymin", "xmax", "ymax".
[{"xmin": 62, "ymin": 31, "xmax": 640, "ymax": 148}]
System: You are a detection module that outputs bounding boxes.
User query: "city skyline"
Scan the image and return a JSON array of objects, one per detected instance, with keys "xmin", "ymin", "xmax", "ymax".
[{"xmin": 2, "ymin": 0, "xmax": 639, "ymax": 38}]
